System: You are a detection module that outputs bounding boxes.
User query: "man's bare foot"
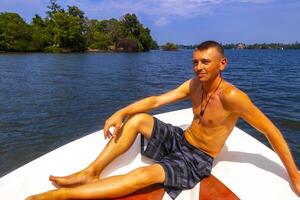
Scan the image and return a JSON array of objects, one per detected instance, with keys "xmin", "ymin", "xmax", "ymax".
[
  {"xmin": 49, "ymin": 169, "xmax": 99, "ymax": 187},
  {"xmin": 25, "ymin": 189, "xmax": 65, "ymax": 200}
]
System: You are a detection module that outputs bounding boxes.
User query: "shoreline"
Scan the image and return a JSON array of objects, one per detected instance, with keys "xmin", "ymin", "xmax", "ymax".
[{"xmin": 1, "ymin": 48, "xmax": 300, "ymax": 54}]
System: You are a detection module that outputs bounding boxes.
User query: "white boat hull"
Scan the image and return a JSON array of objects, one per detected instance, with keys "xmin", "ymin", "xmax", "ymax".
[{"xmin": 0, "ymin": 108, "xmax": 298, "ymax": 199}]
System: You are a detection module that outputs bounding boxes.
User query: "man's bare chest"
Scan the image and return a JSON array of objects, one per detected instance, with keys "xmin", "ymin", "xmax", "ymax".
[{"xmin": 190, "ymin": 90, "xmax": 230, "ymax": 127}]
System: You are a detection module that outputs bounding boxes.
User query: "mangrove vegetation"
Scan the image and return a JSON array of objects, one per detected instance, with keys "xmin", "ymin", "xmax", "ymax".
[
  {"xmin": 162, "ymin": 42, "xmax": 178, "ymax": 51},
  {"xmin": 0, "ymin": 0, "xmax": 158, "ymax": 53}
]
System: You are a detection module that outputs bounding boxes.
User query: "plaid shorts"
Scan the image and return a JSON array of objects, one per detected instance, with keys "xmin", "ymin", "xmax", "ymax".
[{"xmin": 141, "ymin": 117, "xmax": 213, "ymax": 199}]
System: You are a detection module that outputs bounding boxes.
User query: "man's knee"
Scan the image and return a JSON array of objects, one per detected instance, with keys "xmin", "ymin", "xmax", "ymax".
[
  {"xmin": 126, "ymin": 113, "xmax": 154, "ymax": 139},
  {"xmin": 128, "ymin": 165, "xmax": 165, "ymax": 188}
]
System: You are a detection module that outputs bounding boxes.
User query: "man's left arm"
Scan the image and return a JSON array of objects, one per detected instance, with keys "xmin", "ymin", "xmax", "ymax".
[{"xmin": 223, "ymin": 89, "xmax": 300, "ymax": 195}]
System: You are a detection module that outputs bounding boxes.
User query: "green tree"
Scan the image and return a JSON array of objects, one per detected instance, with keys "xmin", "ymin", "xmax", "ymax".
[
  {"xmin": 119, "ymin": 13, "xmax": 158, "ymax": 51},
  {"xmin": 47, "ymin": 0, "xmax": 63, "ymax": 18},
  {"xmin": 162, "ymin": 42, "xmax": 178, "ymax": 51},
  {"xmin": 66, "ymin": 6, "xmax": 86, "ymax": 50},
  {"xmin": 85, "ymin": 19, "xmax": 114, "ymax": 50},
  {"xmin": 27, "ymin": 14, "xmax": 53, "ymax": 51},
  {"xmin": 0, "ymin": 12, "xmax": 31, "ymax": 51},
  {"xmin": 138, "ymin": 27, "xmax": 154, "ymax": 51},
  {"xmin": 67, "ymin": 6, "xmax": 84, "ymax": 19},
  {"xmin": 0, "ymin": 1, "xmax": 157, "ymax": 52},
  {"xmin": 44, "ymin": 2, "xmax": 86, "ymax": 52},
  {"xmin": 106, "ymin": 18, "xmax": 125, "ymax": 45},
  {"xmin": 51, "ymin": 11, "xmax": 85, "ymax": 51},
  {"xmin": 121, "ymin": 13, "xmax": 140, "ymax": 38},
  {"xmin": 150, "ymin": 40, "xmax": 159, "ymax": 50},
  {"xmin": 32, "ymin": 14, "xmax": 45, "ymax": 27},
  {"xmin": 89, "ymin": 31, "xmax": 112, "ymax": 50}
]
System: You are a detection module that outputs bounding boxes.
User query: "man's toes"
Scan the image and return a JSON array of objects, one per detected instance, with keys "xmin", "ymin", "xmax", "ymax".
[
  {"xmin": 49, "ymin": 175, "xmax": 54, "ymax": 181},
  {"xmin": 49, "ymin": 175, "xmax": 59, "ymax": 182},
  {"xmin": 49, "ymin": 175, "xmax": 66, "ymax": 184}
]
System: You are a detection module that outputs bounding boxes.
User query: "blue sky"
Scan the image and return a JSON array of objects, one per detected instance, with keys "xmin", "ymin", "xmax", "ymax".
[{"xmin": 1, "ymin": 0, "xmax": 299, "ymax": 45}]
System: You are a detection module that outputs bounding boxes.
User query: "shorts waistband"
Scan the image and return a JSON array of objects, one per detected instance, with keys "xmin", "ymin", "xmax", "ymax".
[{"xmin": 182, "ymin": 134, "xmax": 213, "ymax": 159}]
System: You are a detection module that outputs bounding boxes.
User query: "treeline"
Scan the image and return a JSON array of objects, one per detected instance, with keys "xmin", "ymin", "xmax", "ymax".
[
  {"xmin": 176, "ymin": 43, "xmax": 300, "ymax": 50},
  {"xmin": 223, "ymin": 43, "xmax": 300, "ymax": 49},
  {"xmin": 0, "ymin": 0, "xmax": 158, "ymax": 53},
  {"xmin": 162, "ymin": 42, "xmax": 178, "ymax": 51}
]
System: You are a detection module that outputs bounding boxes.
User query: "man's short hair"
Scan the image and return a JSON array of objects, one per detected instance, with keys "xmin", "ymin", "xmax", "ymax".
[{"xmin": 196, "ymin": 40, "xmax": 224, "ymax": 57}]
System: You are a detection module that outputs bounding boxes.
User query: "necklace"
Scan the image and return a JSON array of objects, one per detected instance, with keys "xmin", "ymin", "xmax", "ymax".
[{"xmin": 200, "ymin": 78, "xmax": 223, "ymax": 117}]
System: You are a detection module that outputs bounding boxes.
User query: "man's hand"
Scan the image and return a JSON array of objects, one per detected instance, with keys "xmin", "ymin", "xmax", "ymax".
[
  {"xmin": 103, "ymin": 112, "xmax": 124, "ymax": 139},
  {"xmin": 291, "ymin": 171, "xmax": 300, "ymax": 196}
]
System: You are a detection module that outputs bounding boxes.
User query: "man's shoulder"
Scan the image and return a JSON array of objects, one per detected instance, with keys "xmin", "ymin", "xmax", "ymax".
[
  {"xmin": 180, "ymin": 78, "xmax": 195, "ymax": 91},
  {"xmin": 220, "ymin": 81, "xmax": 250, "ymax": 110},
  {"xmin": 222, "ymin": 81, "xmax": 241, "ymax": 96}
]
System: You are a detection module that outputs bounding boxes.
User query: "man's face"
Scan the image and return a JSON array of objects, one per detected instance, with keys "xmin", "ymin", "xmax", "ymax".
[{"xmin": 192, "ymin": 48, "xmax": 227, "ymax": 82}]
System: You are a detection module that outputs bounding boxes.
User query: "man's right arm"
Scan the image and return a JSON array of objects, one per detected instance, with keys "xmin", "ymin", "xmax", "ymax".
[
  {"xmin": 223, "ymin": 87, "xmax": 300, "ymax": 195},
  {"xmin": 103, "ymin": 79, "xmax": 192, "ymax": 138}
]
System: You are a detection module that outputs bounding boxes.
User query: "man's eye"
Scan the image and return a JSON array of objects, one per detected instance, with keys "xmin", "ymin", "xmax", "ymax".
[{"xmin": 193, "ymin": 61, "xmax": 199, "ymax": 65}]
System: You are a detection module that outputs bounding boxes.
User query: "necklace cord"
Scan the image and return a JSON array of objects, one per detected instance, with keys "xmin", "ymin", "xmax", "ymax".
[{"xmin": 200, "ymin": 78, "xmax": 223, "ymax": 117}]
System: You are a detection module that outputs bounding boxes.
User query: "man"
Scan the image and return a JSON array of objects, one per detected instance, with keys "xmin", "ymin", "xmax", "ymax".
[{"xmin": 27, "ymin": 41, "xmax": 300, "ymax": 200}]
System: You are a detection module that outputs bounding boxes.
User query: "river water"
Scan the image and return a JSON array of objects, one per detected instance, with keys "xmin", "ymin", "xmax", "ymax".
[{"xmin": 0, "ymin": 49, "xmax": 299, "ymax": 177}]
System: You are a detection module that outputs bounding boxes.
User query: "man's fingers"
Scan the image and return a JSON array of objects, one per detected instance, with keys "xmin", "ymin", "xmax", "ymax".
[
  {"xmin": 106, "ymin": 131, "xmax": 113, "ymax": 139},
  {"xmin": 103, "ymin": 116, "xmax": 123, "ymax": 139},
  {"xmin": 103, "ymin": 123, "xmax": 112, "ymax": 139},
  {"xmin": 113, "ymin": 124, "xmax": 120, "ymax": 136},
  {"xmin": 103, "ymin": 126, "xmax": 107, "ymax": 139}
]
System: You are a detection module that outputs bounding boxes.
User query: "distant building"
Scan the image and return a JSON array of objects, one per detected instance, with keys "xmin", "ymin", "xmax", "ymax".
[{"xmin": 237, "ymin": 43, "xmax": 246, "ymax": 49}]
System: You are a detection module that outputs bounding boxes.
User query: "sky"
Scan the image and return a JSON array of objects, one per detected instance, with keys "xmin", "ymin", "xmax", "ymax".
[{"xmin": 1, "ymin": 0, "xmax": 299, "ymax": 45}]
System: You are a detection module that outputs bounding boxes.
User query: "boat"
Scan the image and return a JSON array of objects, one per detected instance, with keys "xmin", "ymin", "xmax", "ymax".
[{"xmin": 0, "ymin": 108, "xmax": 298, "ymax": 199}]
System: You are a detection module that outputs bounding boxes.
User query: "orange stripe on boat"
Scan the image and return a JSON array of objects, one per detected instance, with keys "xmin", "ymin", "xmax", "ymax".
[{"xmin": 200, "ymin": 175, "xmax": 240, "ymax": 200}]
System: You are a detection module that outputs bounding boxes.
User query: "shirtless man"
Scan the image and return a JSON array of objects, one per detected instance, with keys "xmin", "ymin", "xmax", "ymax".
[{"xmin": 26, "ymin": 41, "xmax": 300, "ymax": 200}]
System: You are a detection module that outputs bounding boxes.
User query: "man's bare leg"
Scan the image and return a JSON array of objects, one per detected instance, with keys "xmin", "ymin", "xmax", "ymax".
[
  {"xmin": 26, "ymin": 164, "xmax": 165, "ymax": 200},
  {"xmin": 50, "ymin": 113, "xmax": 154, "ymax": 186}
]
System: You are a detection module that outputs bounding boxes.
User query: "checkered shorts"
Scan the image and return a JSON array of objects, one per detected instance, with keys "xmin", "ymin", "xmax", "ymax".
[{"xmin": 141, "ymin": 117, "xmax": 213, "ymax": 199}]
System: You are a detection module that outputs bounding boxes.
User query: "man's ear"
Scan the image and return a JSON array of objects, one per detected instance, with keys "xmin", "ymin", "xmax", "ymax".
[{"xmin": 219, "ymin": 57, "xmax": 227, "ymax": 71}]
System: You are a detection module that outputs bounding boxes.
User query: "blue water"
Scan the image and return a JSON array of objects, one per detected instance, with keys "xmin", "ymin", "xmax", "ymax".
[{"xmin": 0, "ymin": 50, "xmax": 299, "ymax": 177}]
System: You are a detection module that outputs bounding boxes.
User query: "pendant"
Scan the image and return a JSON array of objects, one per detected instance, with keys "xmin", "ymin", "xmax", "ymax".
[{"xmin": 200, "ymin": 110, "xmax": 205, "ymax": 117}]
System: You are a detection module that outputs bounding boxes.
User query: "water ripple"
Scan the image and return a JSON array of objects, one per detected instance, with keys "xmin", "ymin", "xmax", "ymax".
[{"xmin": 0, "ymin": 50, "xmax": 300, "ymax": 177}]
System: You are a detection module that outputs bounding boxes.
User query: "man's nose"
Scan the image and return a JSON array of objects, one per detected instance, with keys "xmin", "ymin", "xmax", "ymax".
[{"xmin": 195, "ymin": 62, "xmax": 204, "ymax": 71}]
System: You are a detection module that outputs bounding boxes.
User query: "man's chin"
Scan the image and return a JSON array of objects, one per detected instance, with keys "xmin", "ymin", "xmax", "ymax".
[{"xmin": 196, "ymin": 76, "xmax": 208, "ymax": 82}]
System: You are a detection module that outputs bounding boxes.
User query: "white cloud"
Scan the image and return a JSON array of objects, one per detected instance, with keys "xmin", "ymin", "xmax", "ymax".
[
  {"xmin": 79, "ymin": 0, "xmax": 223, "ymax": 25},
  {"xmin": 0, "ymin": 0, "xmax": 275, "ymax": 24},
  {"xmin": 155, "ymin": 17, "xmax": 169, "ymax": 26},
  {"xmin": 231, "ymin": 0, "xmax": 274, "ymax": 3},
  {"xmin": 79, "ymin": 0, "xmax": 273, "ymax": 25}
]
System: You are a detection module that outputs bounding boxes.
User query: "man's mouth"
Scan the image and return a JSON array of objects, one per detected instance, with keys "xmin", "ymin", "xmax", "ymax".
[{"xmin": 197, "ymin": 73, "xmax": 206, "ymax": 77}]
